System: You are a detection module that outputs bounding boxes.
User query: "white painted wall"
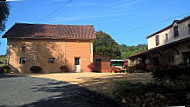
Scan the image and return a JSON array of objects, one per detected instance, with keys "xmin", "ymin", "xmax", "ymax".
[
  {"xmin": 151, "ymin": 41, "xmax": 190, "ymax": 65},
  {"xmin": 90, "ymin": 42, "xmax": 93, "ymax": 62},
  {"xmin": 148, "ymin": 19, "xmax": 190, "ymax": 49}
]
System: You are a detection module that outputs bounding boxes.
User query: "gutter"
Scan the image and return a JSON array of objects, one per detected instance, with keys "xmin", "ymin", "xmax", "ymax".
[{"xmin": 7, "ymin": 40, "xmax": 10, "ymax": 66}]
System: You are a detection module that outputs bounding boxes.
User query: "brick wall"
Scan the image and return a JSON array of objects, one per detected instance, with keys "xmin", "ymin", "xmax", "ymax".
[
  {"xmin": 7, "ymin": 39, "xmax": 92, "ymax": 73},
  {"xmin": 93, "ymin": 54, "xmax": 111, "ymax": 73}
]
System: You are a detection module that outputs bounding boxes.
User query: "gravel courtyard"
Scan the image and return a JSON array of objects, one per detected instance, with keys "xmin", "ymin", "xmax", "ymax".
[
  {"xmin": 0, "ymin": 74, "xmax": 120, "ymax": 107},
  {"xmin": 30, "ymin": 73, "xmax": 153, "ymax": 95}
]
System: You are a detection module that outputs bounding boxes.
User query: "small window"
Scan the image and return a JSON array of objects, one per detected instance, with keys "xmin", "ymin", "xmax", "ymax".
[
  {"xmin": 156, "ymin": 35, "xmax": 159, "ymax": 46},
  {"xmin": 75, "ymin": 58, "xmax": 80, "ymax": 65},
  {"xmin": 96, "ymin": 59, "xmax": 101, "ymax": 63},
  {"xmin": 20, "ymin": 57, "xmax": 26, "ymax": 64},
  {"xmin": 174, "ymin": 26, "xmax": 179, "ymax": 38},
  {"xmin": 168, "ymin": 56, "xmax": 171, "ymax": 62},
  {"xmin": 171, "ymin": 56, "xmax": 175, "ymax": 62},
  {"xmin": 48, "ymin": 58, "xmax": 55, "ymax": 63},
  {"xmin": 168, "ymin": 56, "xmax": 174, "ymax": 62},
  {"xmin": 188, "ymin": 24, "xmax": 190, "ymax": 33},
  {"xmin": 165, "ymin": 34, "xmax": 168, "ymax": 42},
  {"xmin": 21, "ymin": 46, "xmax": 26, "ymax": 52}
]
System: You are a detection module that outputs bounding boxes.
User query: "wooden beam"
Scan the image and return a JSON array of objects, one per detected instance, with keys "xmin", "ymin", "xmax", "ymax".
[
  {"xmin": 158, "ymin": 51, "xmax": 163, "ymax": 57},
  {"xmin": 172, "ymin": 47, "xmax": 179, "ymax": 55}
]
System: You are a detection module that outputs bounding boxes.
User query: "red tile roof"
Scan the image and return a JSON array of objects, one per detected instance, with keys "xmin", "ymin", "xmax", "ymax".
[{"xmin": 2, "ymin": 23, "xmax": 96, "ymax": 39}]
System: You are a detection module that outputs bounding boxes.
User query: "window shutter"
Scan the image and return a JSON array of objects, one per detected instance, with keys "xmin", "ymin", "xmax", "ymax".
[
  {"xmin": 174, "ymin": 26, "xmax": 179, "ymax": 37},
  {"xmin": 156, "ymin": 35, "xmax": 159, "ymax": 46}
]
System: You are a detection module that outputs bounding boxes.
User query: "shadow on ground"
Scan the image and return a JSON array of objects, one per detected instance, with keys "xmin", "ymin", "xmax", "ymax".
[
  {"xmin": 20, "ymin": 77, "xmax": 121, "ymax": 107},
  {"xmin": 0, "ymin": 74, "xmax": 25, "ymax": 78},
  {"xmin": 75, "ymin": 73, "xmax": 153, "ymax": 94}
]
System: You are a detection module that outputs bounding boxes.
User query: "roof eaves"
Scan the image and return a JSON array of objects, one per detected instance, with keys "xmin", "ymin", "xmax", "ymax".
[
  {"xmin": 147, "ymin": 15, "xmax": 190, "ymax": 39},
  {"xmin": 4, "ymin": 37, "xmax": 96, "ymax": 39},
  {"xmin": 128, "ymin": 36, "xmax": 190, "ymax": 59}
]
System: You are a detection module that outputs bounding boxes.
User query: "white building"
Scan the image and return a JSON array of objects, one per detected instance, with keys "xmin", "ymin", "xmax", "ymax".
[{"xmin": 128, "ymin": 16, "xmax": 190, "ymax": 66}]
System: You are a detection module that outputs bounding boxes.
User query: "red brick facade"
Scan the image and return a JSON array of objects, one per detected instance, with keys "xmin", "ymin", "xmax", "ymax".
[{"xmin": 93, "ymin": 54, "xmax": 112, "ymax": 73}]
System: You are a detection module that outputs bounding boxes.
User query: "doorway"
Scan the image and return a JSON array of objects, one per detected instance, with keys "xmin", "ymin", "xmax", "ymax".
[
  {"xmin": 75, "ymin": 57, "xmax": 81, "ymax": 72},
  {"xmin": 183, "ymin": 51, "xmax": 190, "ymax": 64},
  {"xmin": 153, "ymin": 56, "xmax": 159, "ymax": 66}
]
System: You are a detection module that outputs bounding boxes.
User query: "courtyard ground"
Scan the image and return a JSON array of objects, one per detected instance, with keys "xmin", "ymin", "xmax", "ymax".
[
  {"xmin": 30, "ymin": 73, "xmax": 153, "ymax": 95},
  {"xmin": 0, "ymin": 74, "xmax": 120, "ymax": 107}
]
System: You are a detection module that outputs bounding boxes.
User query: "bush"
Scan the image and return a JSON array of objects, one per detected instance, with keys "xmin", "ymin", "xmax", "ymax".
[
  {"xmin": 111, "ymin": 81, "xmax": 170, "ymax": 106},
  {"xmin": 30, "ymin": 66, "xmax": 42, "ymax": 73},
  {"xmin": 0, "ymin": 67, "xmax": 3, "ymax": 73},
  {"xmin": 2, "ymin": 65, "xmax": 11, "ymax": 73},
  {"xmin": 87, "ymin": 63, "xmax": 95, "ymax": 69},
  {"xmin": 111, "ymin": 66, "xmax": 122, "ymax": 73},
  {"xmin": 152, "ymin": 65, "xmax": 190, "ymax": 81},
  {"xmin": 111, "ymin": 81, "xmax": 190, "ymax": 106},
  {"xmin": 152, "ymin": 65, "xmax": 190, "ymax": 90},
  {"xmin": 60, "ymin": 66, "xmax": 69, "ymax": 72},
  {"xmin": 112, "ymin": 81, "xmax": 159, "ymax": 99},
  {"xmin": 126, "ymin": 63, "xmax": 151, "ymax": 73}
]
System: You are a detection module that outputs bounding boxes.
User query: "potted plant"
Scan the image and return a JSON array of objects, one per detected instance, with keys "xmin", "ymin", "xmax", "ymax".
[
  {"xmin": 87, "ymin": 63, "xmax": 95, "ymax": 72},
  {"xmin": 60, "ymin": 65, "xmax": 69, "ymax": 73},
  {"xmin": 2, "ymin": 66, "xmax": 10, "ymax": 73},
  {"xmin": 30, "ymin": 66, "xmax": 42, "ymax": 73},
  {"xmin": 123, "ymin": 62, "xmax": 128, "ymax": 73},
  {"xmin": 111, "ymin": 66, "xmax": 116, "ymax": 73},
  {"xmin": 117, "ymin": 67, "xmax": 122, "ymax": 73}
]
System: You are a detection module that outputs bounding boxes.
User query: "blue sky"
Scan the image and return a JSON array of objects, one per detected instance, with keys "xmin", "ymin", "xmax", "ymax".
[{"xmin": 0, "ymin": 0, "xmax": 190, "ymax": 55}]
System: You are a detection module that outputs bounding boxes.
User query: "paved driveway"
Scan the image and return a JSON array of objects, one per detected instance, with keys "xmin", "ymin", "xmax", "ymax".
[{"xmin": 0, "ymin": 74, "xmax": 120, "ymax": 107}]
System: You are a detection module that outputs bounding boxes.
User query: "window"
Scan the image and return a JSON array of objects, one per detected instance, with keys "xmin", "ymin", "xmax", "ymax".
[
  {"xmin": 48, "ymin": 58, "xmax": 55, "ymax": 63},
  {"xmin": 168, "ymin": 56, "xmax": 175, "ymax": 62},
  {"xmin": 187, "ymin": 45, "xmax": 190, "ymax": 49},
  {"xmin": 20, "ymin": 57, "xmax": 26, "ymax": 64},
  {"xmin": 165, "ymin": 34, "xmax": 168, "ymax": 42},
  {"xmin": 75, "ymin": 58, "xmax": 80, "ymax": 65},
  {"xmin": 156, "ymin": 35, "xmax": 159, "ymax": 46},
  {"xmin": 168, "ymin": 56, "xmax": 171, "ymax": 62},
  {"xmin": 188, "ymin": 24, "xmax": 190, "ymax": 33},
  {"xmin": 21, "ymin": 46, "xmax": 26, "ymax": 52},
  {"xmin": 96, "ymin": 59, "xmax": 101, "ymax": 63},
  {"xmin": 174, "ymin": 26, "xmax": 179, "ymax": 38},
  {"xmin": 171, "ymin": 56, "xmax": 175, "ymax": 62}
]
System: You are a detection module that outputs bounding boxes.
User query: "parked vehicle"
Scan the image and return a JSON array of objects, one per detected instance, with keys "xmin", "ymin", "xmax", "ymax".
[{"xmin": 110, "ymin": 59, "xmax": 125, "ymax": 72}]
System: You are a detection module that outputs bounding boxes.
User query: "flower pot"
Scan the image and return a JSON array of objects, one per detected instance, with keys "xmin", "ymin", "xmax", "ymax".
[
  {"xmin": 4, "ymin": 69, "xmax": 7, "ymax": 73},
  {"xmin": 90, "ymin": 69, "xmax": 93, "ymax": 72}
]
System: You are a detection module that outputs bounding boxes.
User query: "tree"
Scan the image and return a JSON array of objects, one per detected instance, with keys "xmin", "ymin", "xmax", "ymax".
[
  {"xmin": 0, "ymin": 2, "xmax": 9, "ymax": 32},
  {"xmin": 93, "ymin": 31, "xmax": 121, "ymax": 58},
  {"xmin": 120, "ymin": 44, "xmax": 148, "ymax": 59}
]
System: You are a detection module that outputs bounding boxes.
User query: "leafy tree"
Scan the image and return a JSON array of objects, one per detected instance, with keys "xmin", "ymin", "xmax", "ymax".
[
  {"xmin": 93, "ymin": 31, "xmax": 121, "ymax": 58},
  {"xmin": 0, "ymin": 1, "xmax": 9, "ymax": 32},
  {"xmin": 120, "ymin": 44, "xmax": 148, "ymax": 59}
]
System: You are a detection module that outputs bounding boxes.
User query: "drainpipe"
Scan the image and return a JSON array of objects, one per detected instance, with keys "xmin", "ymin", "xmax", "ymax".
[
  {"xmin": 90, "ymin": 41, "xmax": 93, "ymax": 63},
  {"xmin": 64, "ymin": 41, "xmax": 66, "ymax": 64},
  {"xmin": 7, "ymin": 39, "xmax": 10, "ymax": 66}
]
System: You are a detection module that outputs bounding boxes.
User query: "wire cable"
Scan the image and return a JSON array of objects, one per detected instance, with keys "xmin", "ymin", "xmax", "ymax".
[
  {"xmin": 38, "ymin": 0, "xmax": 73, "ymax": 21},
  {"xmin": 113, "ymin": 11, "xmax": 190, "ymax": 35}
]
